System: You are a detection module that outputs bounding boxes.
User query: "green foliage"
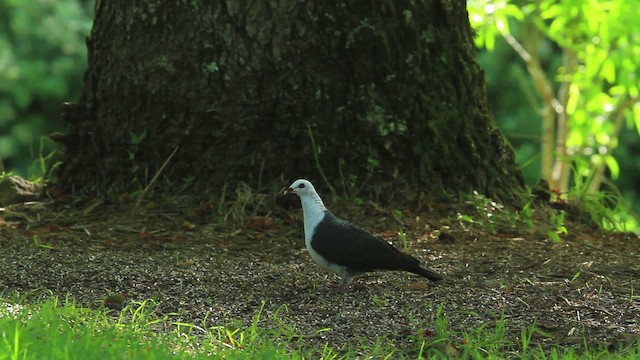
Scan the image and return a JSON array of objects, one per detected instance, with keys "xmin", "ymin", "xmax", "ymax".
[
  {"xmin": 1, "ymin": 294, "xmax": 639, "ymax": 359},
  {"xmin": 563, "ymin": 160, "xmax": 637, "ymax": 231},
  {"xmin": 457, "ymin": 191, "xmax": 504, "ymax": 234},
  {"xmin": 547, "ymin": 209, "xmax": 567, "ymax": 242},
  {"xmin": 31, "ymin": 234, "xmax": 55, "ymax": 250},
  {"xmin": 0, "ymin": 294, "xmax": 295, "ymax": 360},
  {"xmin": 517, "ymin": 199, "xmax": 535, "ymax": 228},
  {"xmin": 469, "ymin": 0, "xmax": 524, "ymax": 51},
  {"xmin": 468, "ymin": 0, "xmax": 640, "ymax": 232},
  {"xmin": 0, "ymin": 296, "xmax": 193, "ymax": 359},
  {"xmin": 397, "ymin": 229, "xmax": 409, "ymax": 250},
  {"xmin": 0, "ymin": 0, "xmax": 92, "ymax": 177},
  {"xmin": 454, "ymin": 189, "xmax": 621, "ymax": 238},
  {"xmin": 28, "ymin": 135, "xmax": 61, "ymax": 182},
  {"xmin": 127, "ymin": 129, "xmax": 147, "ymax": 160}
]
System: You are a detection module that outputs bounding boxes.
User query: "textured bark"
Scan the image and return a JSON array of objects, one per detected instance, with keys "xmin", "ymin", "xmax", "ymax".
[{"xmin": 57, "ymin": 0, "xmax": 524, "ymax": 203}]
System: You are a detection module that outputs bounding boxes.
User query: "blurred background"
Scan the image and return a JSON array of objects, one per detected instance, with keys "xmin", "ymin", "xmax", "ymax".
[
  {"xmin": 469, "ymin": 0, "xmax": 639, "ymax": 231},
  {"xmin": 1, "ymin": 0, "xmax": 637, "ymax": 231},
  {"xmin": 0, "ymin": 0, "xmax": 92, "ymax": 179}
]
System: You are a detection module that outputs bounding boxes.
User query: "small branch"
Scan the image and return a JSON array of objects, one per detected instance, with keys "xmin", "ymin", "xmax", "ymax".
[
  {"xmin": 135, "ymin": 145, "xmax": 180, "ymax": 209},
  {"xmin": 554, "ymin": 49, "xmax": 577, "ymax": 193},
  {"xmin": 502, "ymin": 31, "xmax": 532, "ymax": 63},
  {"xmin": 558, "ymin": 295, "xmax": 614, "ymax": 316},
  {"xmin": 503, "ymin": 31, "xmax": 561, "ymax": 189},
  {"xmin": 514, "ymin": 68, "xmax": 543, "ymax": 112}
]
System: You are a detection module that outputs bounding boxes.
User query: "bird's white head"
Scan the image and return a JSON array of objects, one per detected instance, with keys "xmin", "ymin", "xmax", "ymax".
[
  {"xmin": 283, "ymin": 179, "xmax": 318, "ymax": 197},
  {"xmin": 284, "ymin": 179, "xmax": 327, "ymax": 246}
]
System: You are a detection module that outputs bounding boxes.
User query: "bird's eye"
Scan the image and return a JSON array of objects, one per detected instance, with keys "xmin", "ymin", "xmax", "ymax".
[{"xmin": 298, "ymin": 183, "xmax": 305, "ymax": 189}]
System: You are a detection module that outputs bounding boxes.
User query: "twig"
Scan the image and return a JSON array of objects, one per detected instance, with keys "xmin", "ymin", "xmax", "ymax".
[
  {"xmin": 558, "ymin": 295, "xmax": 613, "ymax": 316},
  {"xmin": 135, "ymin": 145, "xmax": 180, "ymax": 209},
  {"xmin": 515, "ymin": 297, "xmax": 530, "ymax": 308},
  {"xmin": 554, "ymin": 49, "xmax": 577, "ymax": 193},
  {"xmin": 501, "ymin": 30, "xmax": 562, "ymax": 189}
]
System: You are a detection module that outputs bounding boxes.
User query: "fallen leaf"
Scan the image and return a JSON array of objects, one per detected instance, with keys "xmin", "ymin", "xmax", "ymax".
[{"xmin": 45, "ymin": 224, "xmax": 61, "ymax": 232}]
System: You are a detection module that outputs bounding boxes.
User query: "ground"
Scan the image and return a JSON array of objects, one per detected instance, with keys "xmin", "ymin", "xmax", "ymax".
[{"xmin": 0, "ymin": 192, "xmax": 638, "ymax": 356}]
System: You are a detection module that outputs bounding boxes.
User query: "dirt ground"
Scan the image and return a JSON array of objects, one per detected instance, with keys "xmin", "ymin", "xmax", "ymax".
[{"xmin": 0, "ymin": 193, "xmax": 638, "ymax": 356}]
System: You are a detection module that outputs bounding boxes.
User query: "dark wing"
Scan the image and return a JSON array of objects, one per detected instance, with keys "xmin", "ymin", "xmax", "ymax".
[{"xmin": 311, "ymin": 212, "xmax": 422, "ymax": 272}]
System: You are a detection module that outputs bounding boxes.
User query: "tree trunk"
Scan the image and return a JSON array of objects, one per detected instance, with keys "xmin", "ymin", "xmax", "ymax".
[{"xmin": 57, "ymin": 0, "xmax": 524, "ymax": 203}]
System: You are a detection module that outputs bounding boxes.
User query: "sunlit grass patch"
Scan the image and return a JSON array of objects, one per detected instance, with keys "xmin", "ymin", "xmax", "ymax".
[
  {"xmin": 0, "ymin": 295, "xmax": 294, "ymax": 360},
  {"xmin": 0, "ymin": 294, "xmax": 637, "ymax": 359}
]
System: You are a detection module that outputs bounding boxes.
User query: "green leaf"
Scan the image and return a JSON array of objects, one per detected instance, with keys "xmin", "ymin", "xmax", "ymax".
[
  {"xmin": 605, "ymin": 155, "xmax": 620, "ymax": 180},
  {"xmin": 571, "ymin": 271, "xmax": 581, "ymax": 281},
  {"xmin": 539, "ymin": 3, "xmax": 562, "ymax": 20},
  {"xmin": 495, "ymin": 13, "xmax": 510, "ymax": 35},
  {"xmin": 503, "ymin": 4, "xmax": 524, "ymax": 20},
  {"xmin": 484, "ymin": 25, "xmax": 496, "ymax": 51},
  {"xmin": 587, "ymin": 92, "xmax": 612, "ymax": 113},
  {"xmin": 633, "ymin": 103, "xmax": 640, "ymax": 134},
  {"xmin": 595, "ymin": 132, "xmax": 611, "ymax": 145},
  {"xmin": 565, "ymin": 84, "xmax": 580, "ymax": 115},
  {"xmin": 601, "ymin": 59, "xmax": 616, "ymax": 83},
  {"xmin": 547, "ymin": 230, "xmax": 562, "ymax": 243}
]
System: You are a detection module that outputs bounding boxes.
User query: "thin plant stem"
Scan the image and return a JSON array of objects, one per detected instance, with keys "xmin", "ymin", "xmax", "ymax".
[
  {"xmin": 306, "ymin": 124, "xmax": 339, "ymax": 199},
  {"xmin": 135, "ymin": 145, "xmax": 180, "ymax": 209}
]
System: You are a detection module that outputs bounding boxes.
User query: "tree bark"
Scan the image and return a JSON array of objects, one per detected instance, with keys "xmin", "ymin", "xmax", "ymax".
[{"xmin": 57, "ymin": 0, "xmax": 524, "ymax": 203}]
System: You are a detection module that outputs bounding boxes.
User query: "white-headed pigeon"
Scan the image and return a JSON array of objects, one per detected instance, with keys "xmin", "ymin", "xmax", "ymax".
[{"xmin": 284, "ymin": 179, "xmax": 443, "ymax": 286}]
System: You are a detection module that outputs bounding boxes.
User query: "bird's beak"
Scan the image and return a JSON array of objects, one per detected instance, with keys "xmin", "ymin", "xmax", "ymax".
[{"xmin": 283, "ymin": 187, "xmax": 293, "ymax": 195}]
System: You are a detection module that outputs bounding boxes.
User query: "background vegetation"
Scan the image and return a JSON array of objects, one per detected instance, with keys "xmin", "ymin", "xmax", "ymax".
[
  {"xmin": 469, "ymin": 0, "xmax": 639, "ymax": 230},
  {"xmin": 1, "ymin": 0, "xmax": 637, "ymax": 231},
  {"xmin": 0, "ymin": 0, "xmax": 92, "ymax": 178}
]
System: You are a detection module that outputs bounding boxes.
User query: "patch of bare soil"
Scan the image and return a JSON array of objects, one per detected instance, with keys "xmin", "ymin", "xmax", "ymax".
[{"xmin": 0, "ymin": 196, "xmax": 638, "ymax": 355}]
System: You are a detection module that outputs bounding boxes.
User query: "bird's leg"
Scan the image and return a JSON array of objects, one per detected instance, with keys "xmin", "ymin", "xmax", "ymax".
[
  {"xmin": 327, "ymin": 275, "xmax": 354, "ymax": 292},
  {"xmin": 329, "ymin": 283, "xmax": 351, "ymax": 291}
]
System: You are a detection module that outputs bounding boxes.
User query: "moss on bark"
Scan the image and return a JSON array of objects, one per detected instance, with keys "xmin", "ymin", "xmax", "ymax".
[{"xmin": 57, "ymin": 0, "xmax": 524, "ymax": 204}]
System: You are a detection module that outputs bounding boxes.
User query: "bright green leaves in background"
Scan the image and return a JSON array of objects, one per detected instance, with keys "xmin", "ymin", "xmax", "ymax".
[
  {"xmin": 469, "ymin": 0, "xmax": 523, "ymax": 51},
  {"xmin": 0, "ymin": 0, "xmax": 92, "ymax": 178},
  {"xmin": 469, "ymin": 0, "xmax": 640, "ymax": 229}
]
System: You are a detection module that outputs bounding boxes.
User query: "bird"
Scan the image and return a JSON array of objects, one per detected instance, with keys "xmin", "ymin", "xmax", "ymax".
[{"xmin": 283, "ymin": 179, "xmax": 443, "ymax": 286}]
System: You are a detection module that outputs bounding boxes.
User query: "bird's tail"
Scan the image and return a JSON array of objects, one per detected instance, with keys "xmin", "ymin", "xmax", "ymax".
[{"xmin": 412, "ymin": 266, "xmax": 443, "ymax": 281}]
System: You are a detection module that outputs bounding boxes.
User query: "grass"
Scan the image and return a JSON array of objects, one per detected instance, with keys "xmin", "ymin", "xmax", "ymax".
[
  {"xmin": 0, "ymin": 295, "xmax": 295, "ymax": 360},
  {"xmin": 0, "ymin": 295, "xmax": 638, "ymax": 360},
  {"xmin": 454, "ymin": 180, "xmax": 640, "ymax": 239}
]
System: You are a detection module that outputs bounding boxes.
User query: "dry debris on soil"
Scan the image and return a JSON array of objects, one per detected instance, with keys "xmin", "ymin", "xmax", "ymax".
[{"xmin": 0, "ymin": 195, "xmax": 638, "ymax": 354}]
